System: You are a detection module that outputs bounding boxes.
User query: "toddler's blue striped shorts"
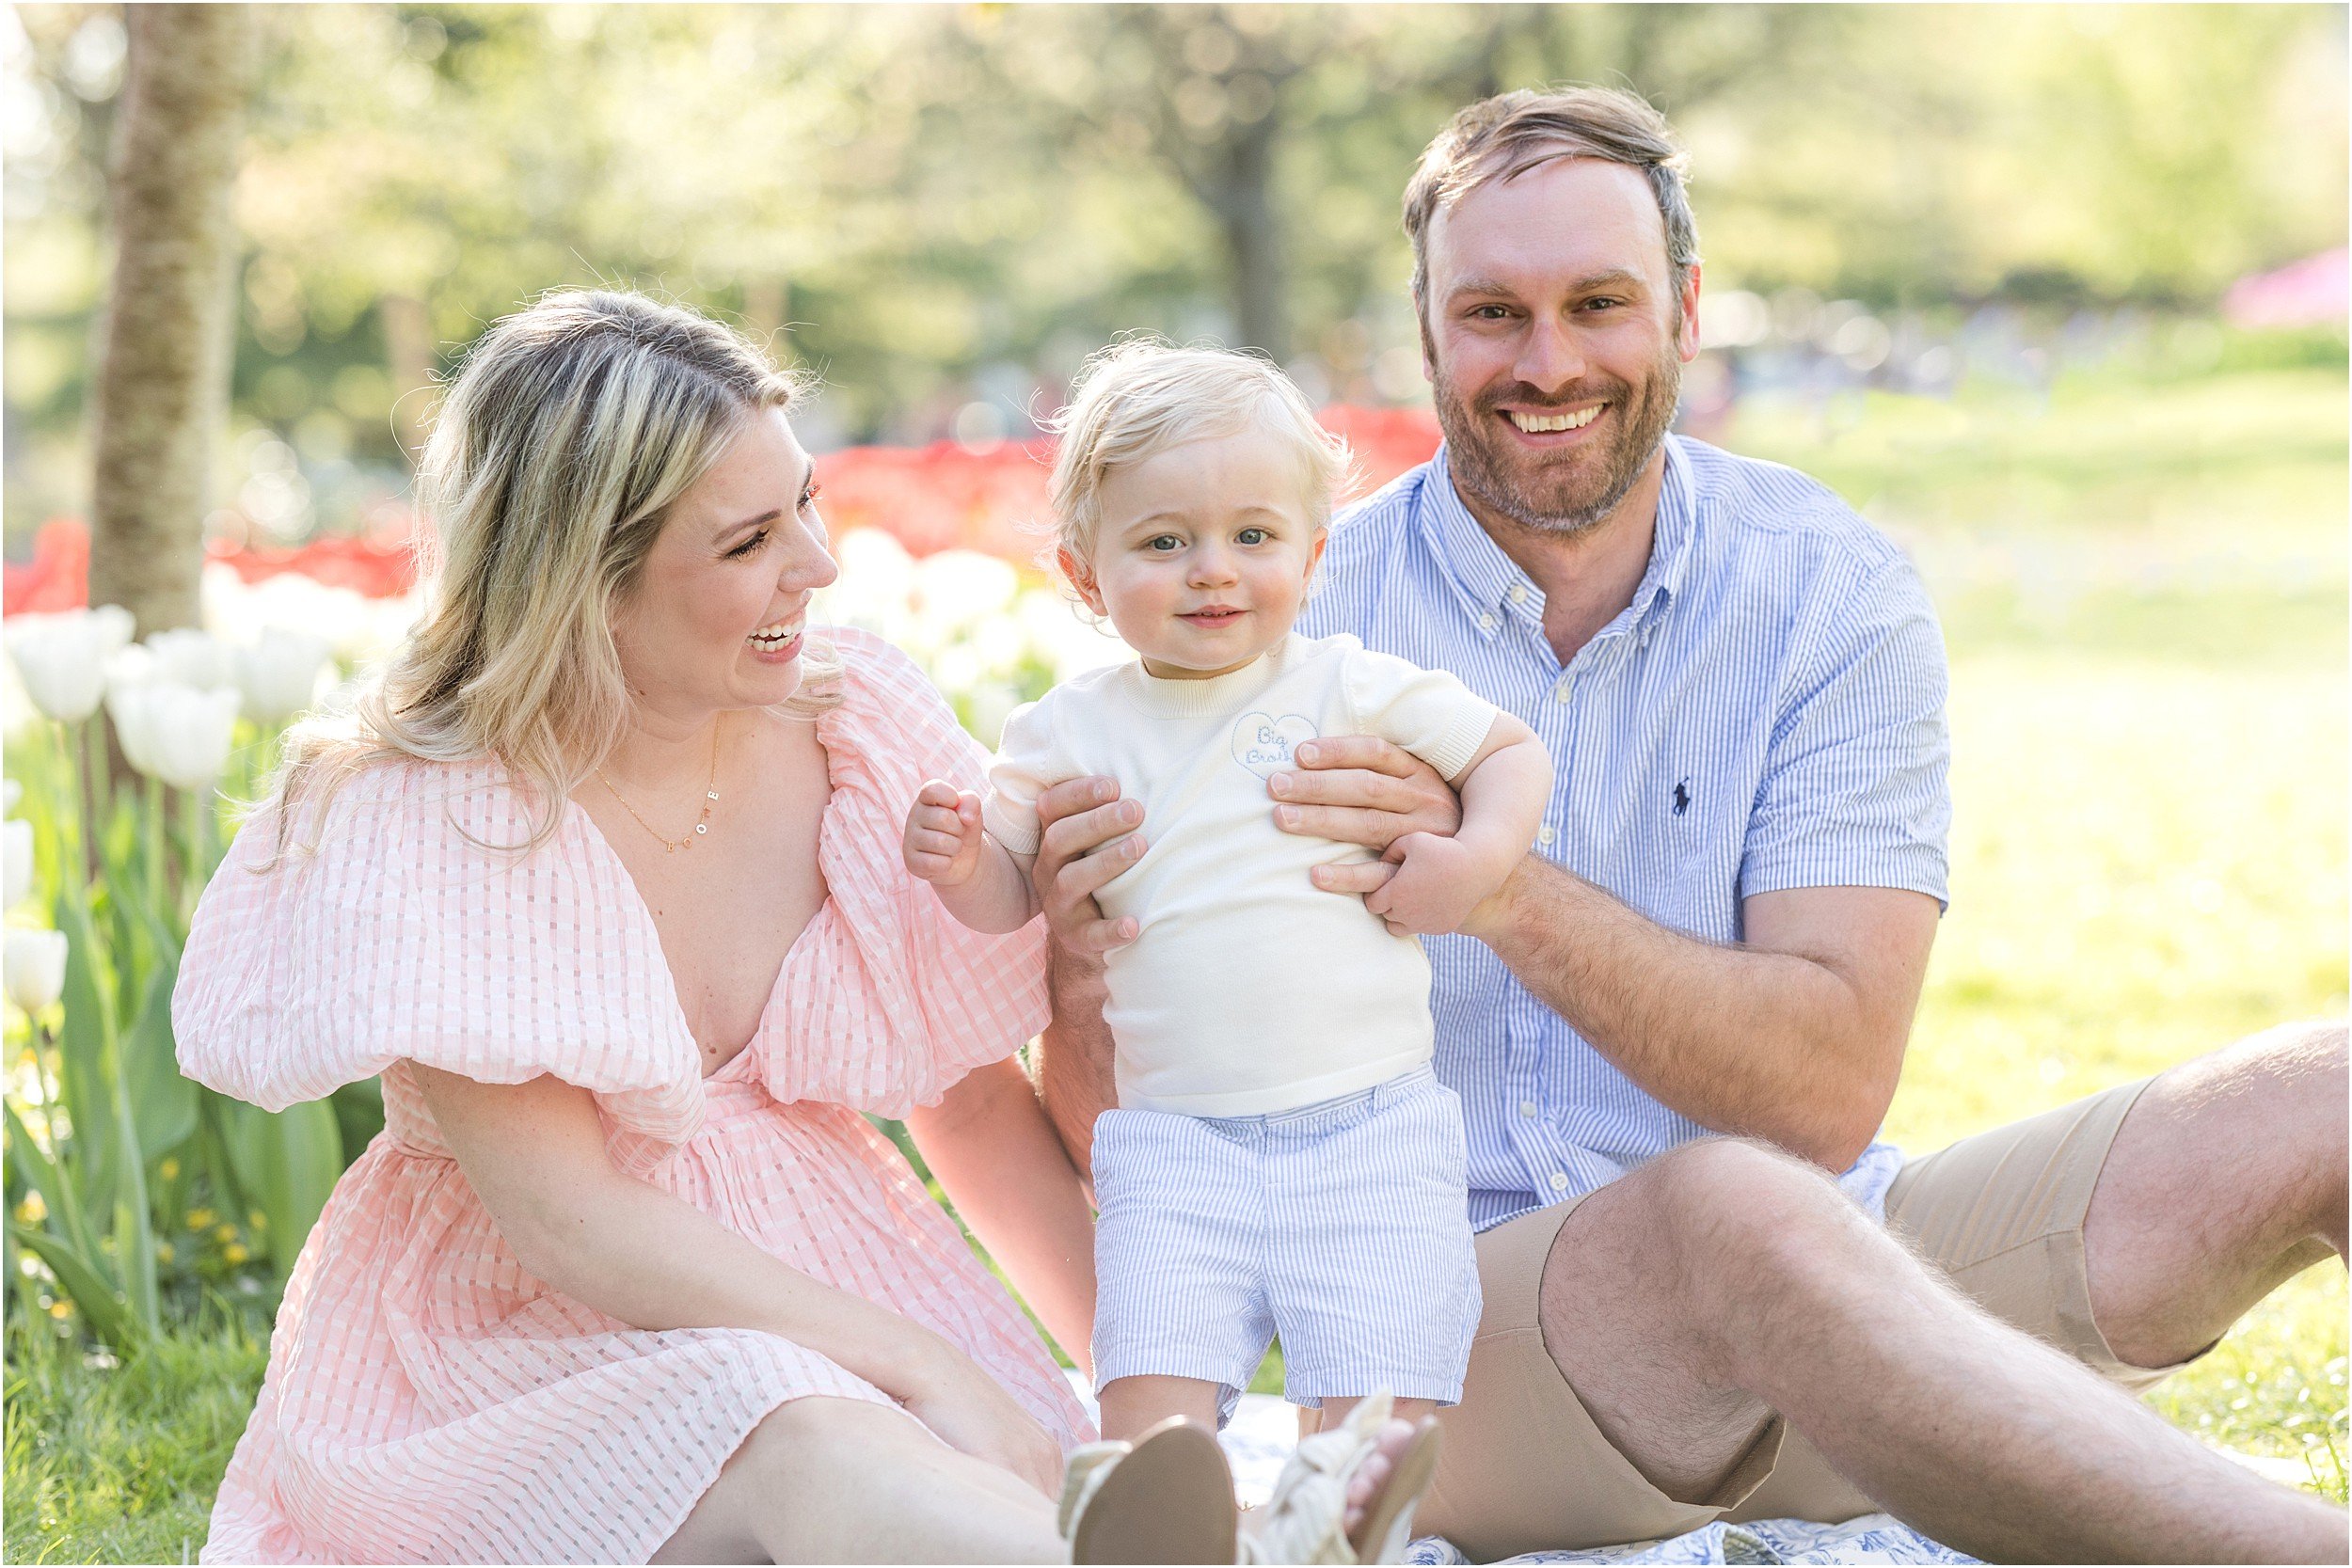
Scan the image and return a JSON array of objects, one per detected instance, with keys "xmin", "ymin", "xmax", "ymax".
[{"xmin": 1090, "ymin": 1065, "xmax": 1481, "ymax": 1423}]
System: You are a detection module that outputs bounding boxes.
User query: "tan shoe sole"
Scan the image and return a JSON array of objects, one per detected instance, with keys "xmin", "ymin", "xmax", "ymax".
[
  {"xmin": 1347, "ymin": 1419, "xmax": 1441, "ymax": 1564},
  {"xmin": 1071, "ymin": 1418, "xmax": 1239, "ymax": 1564}
]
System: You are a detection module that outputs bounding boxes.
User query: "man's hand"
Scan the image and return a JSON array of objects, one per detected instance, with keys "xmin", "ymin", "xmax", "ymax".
[
  {"xmin": 1029, "ymin": 776, "xmax": 1147, "ymax": 955},
  {"xmin": 1270, "ymin": 736, "xmax": 1464, "ymax": 898}
]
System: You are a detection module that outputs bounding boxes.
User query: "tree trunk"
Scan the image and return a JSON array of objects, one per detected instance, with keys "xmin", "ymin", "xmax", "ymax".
[
  {"xmin": 87, "ymin": 5, "xmax": 255, "ymax": 636},
  {"xmin": 1220, "ymin": 113, "xmax": 1289, "ymax": 360}
]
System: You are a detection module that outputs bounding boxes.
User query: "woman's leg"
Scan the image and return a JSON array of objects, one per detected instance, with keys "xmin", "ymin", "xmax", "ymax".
[{"xmin": 653, "ymin": 1397, "xmax": 1067, "ymax": 1564}]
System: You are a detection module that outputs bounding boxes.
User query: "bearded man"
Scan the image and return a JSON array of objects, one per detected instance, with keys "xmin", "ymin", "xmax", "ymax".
[{"xmin": 1030, "ymin": 87, "xmax": 2347, "ymax": 1561}]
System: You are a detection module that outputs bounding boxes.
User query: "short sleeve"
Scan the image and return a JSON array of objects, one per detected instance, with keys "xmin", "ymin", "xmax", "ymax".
[
  {"xmin": 1342, "ymin": 645, "xmax": 1502, "ymax": 783},
  {"xmin": 172, "ymin": 760, "xmax": 705, "ymax": 1144},
  {"xmin": 1739, "ymin": 559, "xmax": 1951, "ymax": 907},
  {"xmin": 981, "ymin": 698, "xmax": 1060, "ymax": 857}
]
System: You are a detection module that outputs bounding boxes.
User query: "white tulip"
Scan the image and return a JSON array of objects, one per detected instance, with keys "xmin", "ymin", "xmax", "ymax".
[
  {"xmin": 144, "ymin": 627, "xmax": 235, "ymax": 690},
  {"xmin": 4, "ymin": 927, "xmax": 66, "ymax": 1014},
  {"xmin": 4, "ymin": 606, "xmax": 135, "ymax": 722},
  {"xmin": 965, "ymin": 680, "xmax": 1022, "ymax": 749},
  {"xmin": 109, "ymin": 680, "xmax": 241, "ymax": 791},
  {"xmin": 3, "ymin": 819, "xmax": 30, "ymax": 911},
  {"xmin": 231, "ymin": 626, "xmax": 334, "ymax": 723},
  {"xmin": 914, "ymin": 549, "xmax": 1019, "ymax": 630}
]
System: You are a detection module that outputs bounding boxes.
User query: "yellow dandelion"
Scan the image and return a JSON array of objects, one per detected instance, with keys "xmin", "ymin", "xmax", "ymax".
[
  {"xmin": 158, "ymin": 1158, "xmax": 181, "ymax": 1180},
  {"xmin": 46, "ymin": 1299, "xmax": 71, "ymax": 1319},
  {"xmin": 156, "ymin": 1243, "xmax": 175, "ymax": 1265},
  {"xmin": 186, "ymin": 1207, "xmax": 216, "ymax": 1230},
  {"xmin": 213, "ymin": 1224, "xmax": 237, "ymax": 1244},
  {"xmin": 247, "ymin": 1210, "xmax": 267, "ymax": 1231},
  {"xmin": 222, "ymin": 1242, "xmax": 249, "ymax": 1265}
]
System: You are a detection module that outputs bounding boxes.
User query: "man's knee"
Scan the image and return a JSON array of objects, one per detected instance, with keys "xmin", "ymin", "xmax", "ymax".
[
  {"xmin": 2208, "ymin": 1017, "xmax": 2346, "ymax": 1088},
  {"xmin": 1638, "ymin": 1138, "xmax": 1877, "ymax": 1301},
  {"xmin": 2158, "ymin": 1018, "xmax": 2347, "ymax": 1162}
]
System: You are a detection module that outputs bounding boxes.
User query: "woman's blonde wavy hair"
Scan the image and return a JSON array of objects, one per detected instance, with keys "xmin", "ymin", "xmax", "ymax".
[{"xmin": 266, "ymin": 289, "xmax": 840, "ymax": 857}]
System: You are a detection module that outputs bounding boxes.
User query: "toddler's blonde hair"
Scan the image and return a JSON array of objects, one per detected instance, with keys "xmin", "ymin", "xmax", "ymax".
[{"xmin": 1046, "ymin": 340, "xmax": 1351, "ymax": 566}]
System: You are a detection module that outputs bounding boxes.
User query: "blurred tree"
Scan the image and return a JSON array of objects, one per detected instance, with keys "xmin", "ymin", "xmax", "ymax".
[
  {"xmin": 4, "ymin": 2, "xmax": 2344, "ymax": 543},
  {"xmin": 87, "ymin": 4, "xmax": 255, "ymax": 634}
]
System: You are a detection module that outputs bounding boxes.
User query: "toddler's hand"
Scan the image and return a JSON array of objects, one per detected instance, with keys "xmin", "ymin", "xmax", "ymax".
[
  {"xmin": 1363, "ymin": 832, "xmax": 1490, "ymax": 936},
  {"xmin": 903, "ymin": 780, "xmax": 986, "ymax": 887}
]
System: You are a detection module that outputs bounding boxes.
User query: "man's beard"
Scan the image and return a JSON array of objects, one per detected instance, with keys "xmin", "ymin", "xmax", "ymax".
[{"xmin": 1431, "ymin": 335, "xmax": 1683, "ymax": 540}]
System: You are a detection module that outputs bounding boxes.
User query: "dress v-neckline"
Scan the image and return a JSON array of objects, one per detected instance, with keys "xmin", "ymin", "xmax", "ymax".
[{"xmin": 564, "ymin": 733, "xmax": 839, "ymax": 1083}]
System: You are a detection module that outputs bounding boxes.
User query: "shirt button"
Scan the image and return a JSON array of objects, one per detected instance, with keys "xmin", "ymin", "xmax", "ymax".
[
  {"xmin": 1549, "ymin": 1171, "xmax": 1570, "ymax": 1192},
  {"xmin": 1519, "ymin": 1101, "xmax": 1539, "ymax": 1118},
  {"xmin": 1478, "ymin": 613, "xmax": 1498, "ymax": 633},
  {"xmin": 1553, "ymin": 682, "xmax": 1572, "ymax": 704},
  {"xmin": 1536, "ymin": 825, "xmax": 1556, "ymax": 847},
  {"xmin": 1508, "ymin": 584, "xmax": 1529, "ymax": 605}
]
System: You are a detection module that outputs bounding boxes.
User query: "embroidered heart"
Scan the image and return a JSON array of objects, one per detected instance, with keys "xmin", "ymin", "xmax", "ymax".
[{"xmin": 1231, "ymin": 712, "xmax": 1319, "ymax": 779}]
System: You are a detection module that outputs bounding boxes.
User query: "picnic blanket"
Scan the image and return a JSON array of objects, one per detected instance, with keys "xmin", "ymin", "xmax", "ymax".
[{"xmin": 1211, "ymin": 1388, "xmax": 1977, "ymax": 1566}]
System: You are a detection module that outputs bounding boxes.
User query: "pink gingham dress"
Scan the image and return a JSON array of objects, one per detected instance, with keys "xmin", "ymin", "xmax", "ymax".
[{"xmin": 174, "ymin": 628, "xmax": 1092, "ymax": 1563}]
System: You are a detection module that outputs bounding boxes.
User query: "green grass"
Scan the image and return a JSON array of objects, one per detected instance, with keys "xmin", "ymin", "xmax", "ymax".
[
  {"xmin": 4, "ymin": 1322, "xmax": 267, "ymax": 1564},
  {"xmin": 6, "ymin": 364, "xmax": 2345, "ymax": 1558}
]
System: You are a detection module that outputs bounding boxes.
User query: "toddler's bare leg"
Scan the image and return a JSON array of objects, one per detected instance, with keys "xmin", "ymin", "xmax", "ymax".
[
  {"xmin": 1312, "ymin": 1395, "xmax": 1438, "ymax": 1432},
  {"xmin": 1099, "ymin": 1374, "xmax": 1224, "ymax": 1442}
]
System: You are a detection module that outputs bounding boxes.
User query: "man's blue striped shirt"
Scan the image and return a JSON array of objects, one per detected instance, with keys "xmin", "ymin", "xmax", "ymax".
[{"xmin": 1297, "ymin": 436, "xmax": 1950, "ymax": 1230}]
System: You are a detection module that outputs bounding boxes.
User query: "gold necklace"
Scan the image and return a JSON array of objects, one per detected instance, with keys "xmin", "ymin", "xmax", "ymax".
[{"xmin": 596, "ymin": 721, "xmax": 722, "ymax": 854}]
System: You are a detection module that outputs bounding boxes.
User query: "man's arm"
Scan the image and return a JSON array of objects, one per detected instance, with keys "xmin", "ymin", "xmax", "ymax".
[
  {"xmin": 1465, "ymin": 862, "xmax": 1935, "ymax": 1169},
  {"xmin": 1279, "ymin": 736, "xmax": 1936, "ymax": 1172}
]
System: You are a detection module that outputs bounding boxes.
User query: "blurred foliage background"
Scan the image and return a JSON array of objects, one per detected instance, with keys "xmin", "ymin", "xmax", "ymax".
[
  {"xmin": 4, "ymin": 3, "xmax": 2346, "ymax": 540},
  {"xmin": 3, "ymin": 4, "xmax": 2348, "ymax": 1560}
]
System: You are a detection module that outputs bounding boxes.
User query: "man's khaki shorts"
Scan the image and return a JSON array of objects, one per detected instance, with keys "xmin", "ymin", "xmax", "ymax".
[{"xmin": 1416, "ymin": 1078, "xmax": 2186, "ymax": 1560}]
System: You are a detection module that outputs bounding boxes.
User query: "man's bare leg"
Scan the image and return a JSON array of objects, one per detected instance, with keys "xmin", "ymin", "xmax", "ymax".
[
  {"xmin": 1535, "ymin": 1138, "xmax": 2345, "ymax": 1563},
  {"xmin": 2084, "ymin": 1020, "xmax": 2346, "ymax": 1368}
]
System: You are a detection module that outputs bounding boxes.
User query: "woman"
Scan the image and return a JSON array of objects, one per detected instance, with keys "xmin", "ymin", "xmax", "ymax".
[{"xmin": 176, "ymin": 291, "xmax": 1417, "ymax": 1563}]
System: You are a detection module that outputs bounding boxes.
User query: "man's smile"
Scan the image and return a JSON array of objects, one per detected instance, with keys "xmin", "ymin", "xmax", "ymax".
[{"xmin": 1502, "ymin": 402, "xmax": 1609, "ymax": 440}]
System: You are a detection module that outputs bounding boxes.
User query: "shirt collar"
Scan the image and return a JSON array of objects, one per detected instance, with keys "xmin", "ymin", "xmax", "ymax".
[
  {"xmin": 1418, "ymin": 446, "xmax": 1538, "ymax": 641},
  {"xmin": 1417, "ymin": 436, "xmax": 1697, "ymax": 646}
]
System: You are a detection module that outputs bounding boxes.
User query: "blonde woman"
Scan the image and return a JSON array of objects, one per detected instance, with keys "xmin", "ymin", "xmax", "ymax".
[{"xmin": 174, "ymin": 292, "xmax": 1417, "ymax": 1563}]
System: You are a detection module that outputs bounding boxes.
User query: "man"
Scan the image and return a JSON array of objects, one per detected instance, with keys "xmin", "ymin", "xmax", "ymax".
[{"xmin": 1026, "ymin": 87, "xmax": 2347, "ymax": 1561}]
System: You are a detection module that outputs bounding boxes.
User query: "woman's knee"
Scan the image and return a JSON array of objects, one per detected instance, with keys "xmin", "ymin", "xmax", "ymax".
[{"xmin": 732, "ymin": 1395, "xmax": 935, "ymax": 1487}]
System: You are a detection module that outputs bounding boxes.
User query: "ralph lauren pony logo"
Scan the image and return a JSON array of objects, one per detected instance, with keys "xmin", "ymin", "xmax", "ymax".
[
  {"xmin": 1232, "ymin": 712, "xmax": 1318, "ymax": 778},
  {"xmin": 1672, "ymin": 777, "xmax": 1692, "ymax": 816}
]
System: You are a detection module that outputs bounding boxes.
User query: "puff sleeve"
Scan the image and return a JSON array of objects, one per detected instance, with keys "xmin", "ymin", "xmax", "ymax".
[
  {"xmin": 754, "ymin": 627, "xmax": 1051, "ymax": 1116},
  {"xmin": 172, "ymin": 759, "xmax": 706, "ymax": 1145}
]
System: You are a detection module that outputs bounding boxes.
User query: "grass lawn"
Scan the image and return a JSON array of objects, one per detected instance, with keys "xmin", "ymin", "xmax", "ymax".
[{"xmin": 6, "ymin": 364, "xmax": 2345, "ymax": 1560}]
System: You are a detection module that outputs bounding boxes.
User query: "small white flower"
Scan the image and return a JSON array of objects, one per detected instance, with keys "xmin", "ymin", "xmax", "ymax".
[
  {"xmin": 4, "ymin": 606, "xmax": 135, "ymax": 723},
  {"xmin": 230, "ymin": 626, "xmax": 334, "ymax": 724},
  {"xmin": 3, "ymin": 819, "xmax": 30, "ymax": 911},
  {"xmin": 4, "ymin": 927, "xmax": 66, "ymax": 1013},
  {"xmin": 110, "ymin": 681, "xmax": 242, "ymax": 792}
]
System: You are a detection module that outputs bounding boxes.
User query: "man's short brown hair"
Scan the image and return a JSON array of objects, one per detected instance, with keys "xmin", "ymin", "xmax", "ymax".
[{"xmin": 1403, "ymin": 87, "xmax": 1700, "ymax": 311}]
